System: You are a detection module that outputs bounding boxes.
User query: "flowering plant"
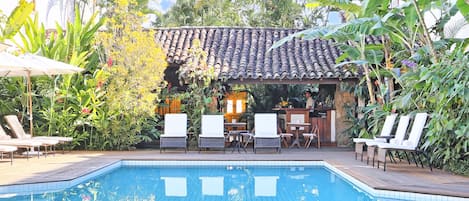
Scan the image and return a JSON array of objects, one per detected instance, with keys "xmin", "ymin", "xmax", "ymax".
[{"xmin": 279, "ymin": 97, "xmax": 289, "ymax": 107}]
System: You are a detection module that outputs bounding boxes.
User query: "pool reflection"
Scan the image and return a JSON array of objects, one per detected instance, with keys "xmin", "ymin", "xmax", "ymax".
[{"xmin": 2, "ymin": 165, "xmax": 377, "ymax": 201}]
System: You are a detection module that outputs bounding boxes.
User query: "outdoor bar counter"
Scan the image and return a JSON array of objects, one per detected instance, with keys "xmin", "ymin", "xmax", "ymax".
[
  {"xmin": 275, "ymin": 107, "xmax": 336, "ymax": 146},
  {"xmin": 311, "ymin": 107, "xmax": 336, "ymax": 146}
]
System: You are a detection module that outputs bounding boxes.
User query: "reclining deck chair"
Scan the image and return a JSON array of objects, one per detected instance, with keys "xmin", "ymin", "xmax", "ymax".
[
  {"xmin": 0, "ymin": 145, "xmax": 17, "ymax": 165},
  {"xmin": 5, "ymin": 115, "xmax": 73, "ymax": 153},
  {"xmin": 365, "ymin": 115, "xmax": 410, "ymax": 166},
  {"xmin": 160, "ymin": 113, "xmax": 188, "ymax": 153},
  {"xmin": 376, "ymin": 113, "xmax": 430, "ymax": 171},
  {"xmin": 0, "ymin": 125, "xmax": 44, "ymax": 158},
  {"xmin": 253, "ymin": 113, "xmax": 281, "ymax": 153},
  {"xmin": 198, "ymin": 115, "xmax": 225, "ymax": 152},
  {"xmin": 4, "ymin": 115, "xmax": 59, "ymax": 156},
  {"xmin": 353, "ymin": 113, "xmax": 397, "ymax": 161}
]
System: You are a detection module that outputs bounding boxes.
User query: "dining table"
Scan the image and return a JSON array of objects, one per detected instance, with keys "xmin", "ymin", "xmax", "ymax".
[
  {"xmin": 224, "ymin": 122, "xmax": 247, "ymax": 153},
  {"xmin": 287, "ymin": 122, "xmax": 310, "ymax": 148}
]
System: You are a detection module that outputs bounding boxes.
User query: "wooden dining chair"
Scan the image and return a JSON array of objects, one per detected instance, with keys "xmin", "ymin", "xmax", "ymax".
[{"xmin": 302, "ymin": 124, "xmax": 320, "ymax": 149}]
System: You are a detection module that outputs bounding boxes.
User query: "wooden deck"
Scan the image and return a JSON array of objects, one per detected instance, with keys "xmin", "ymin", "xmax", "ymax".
[{"xmin": 0, "ymin": 148, "xmax": 468, "ymax": 198}]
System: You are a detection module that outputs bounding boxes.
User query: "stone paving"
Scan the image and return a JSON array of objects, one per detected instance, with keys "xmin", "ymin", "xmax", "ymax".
[{"xmin": 0, "ymin": 147, "xmax": 468, "ymax": 198}]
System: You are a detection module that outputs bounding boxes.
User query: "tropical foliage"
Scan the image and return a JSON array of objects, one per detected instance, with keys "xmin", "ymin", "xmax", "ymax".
[
  {"xmin": 0, "ymin": 0, "xmax": 167, "ymax": 150},
  {"xmin": 272, "ymin": 0, "xmax": 468, "ymax": 174},
  {"xmin": 0, "ymin": 0, "xmax": 34, "ymax": 41},
  {"xmin": 0, "ymin": 0, "xmax": 35, "ymax": 120},
  {"xmin": 95, "ymin": 0, "xmax": 167, "ymax": 150},
  {"xmin": 0, "ymin": 4, "xmax": 105, "ymax": 149},
  {"xmin": 155, "ymin": 0, "xmax": 330, "ymax": 28},
  {"xmin": 177, "ymin": 39, "xmax": 221, "ymax": 147},
  {"xmin": 394, "ymin": 49, "xmax": 468, "ymax": 175}
]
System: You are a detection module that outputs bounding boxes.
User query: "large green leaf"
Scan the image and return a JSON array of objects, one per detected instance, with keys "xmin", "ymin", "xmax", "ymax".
[
  {"xmin": 364, "ymin": 48, "xmax": 384, "ymax": 65},
  {"xmin": 403, "ymin": 2, "xmax": 418, "ymax": 29},
  {"xmin": 335, "ymin": 52, "xmax": 349, "ymax": 63},
  {"xmin": 269, "ymin": 27, "xmax": 329, "ymax": 50},
  {"xmin": 334, "ymin": 60, "xmax": 369, "ymax": 68},
  {"xmin": 457, "ymin": 0, "xmax": 469, "ymax": 19},
  {"xmin": 361, "ymin": 0, "xmax": 381, "ymax": 17},
  {"xmin": 270, "ymin": 16, "xmax": 381, "ymax": 51},
  {"xmin": 330, "ymin": 16, "xmax": 381, "ymax": 36},
  {"xmin": 15, "ymin": 14, "xmax": 45, "ymax": 53},
  {"xmin": 307, "ymin": 0, "xmax": 361, "ymax": 15},
  {"xmin": 1, "ymin": 0, "xmax": 34, "ymax": 40},
  {"xmin": 341, "ymin": 44, "xmax": 361, "ymax": 59}
]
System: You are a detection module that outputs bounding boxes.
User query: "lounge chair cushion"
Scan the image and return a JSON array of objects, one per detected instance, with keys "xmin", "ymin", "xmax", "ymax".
[
  {"xmin": 353, "ymin": 138, "xmax": 386, "ymax": 143},
  {"xmin": 4, "ymin": 115, "xmax": 61, "ymax": 145},
  {"xmin": 353, "ymin": 114, "xmax": 397, "ymax": 143},
  {"xmin": 378, "ymin": 142, "xmax": 414, "ymax": 150},
  {"xmin": 0, "ymin": 145, "xmax": 17, "ymax": 152},
  {"xmin": 254, "ymin": 114, "xmax": 278, "ymax": 138},
  {"xmin": 162, "ymin": 114, "xmax": 187, "ymax": 137},
  {"xmin": 200, "ymin": 115, "xmax": 224, "ymax": 138}
]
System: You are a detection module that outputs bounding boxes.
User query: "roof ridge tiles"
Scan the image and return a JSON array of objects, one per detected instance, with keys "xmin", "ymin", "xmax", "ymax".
[
  {"xmin": 152, "ymin": 26, "xmax": 304, "ymax": 31},
  {"xmin": 154, "ymin": 27, "xmax": 363, "ymax": 81}
]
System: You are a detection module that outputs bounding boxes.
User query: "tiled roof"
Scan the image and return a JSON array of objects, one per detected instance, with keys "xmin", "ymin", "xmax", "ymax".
[{"xmin": 154, "ymin": 27, "xmax": 380, "ymax": 81}]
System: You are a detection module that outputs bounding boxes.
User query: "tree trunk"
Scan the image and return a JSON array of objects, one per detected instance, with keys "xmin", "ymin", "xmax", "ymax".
[
  {"xmin": 382, "ymin": 36, "xmax": 394, "ymax": 100},
  {"xmin": 360, "ymin": 36, "xmax": 376, "ymax": 104}
]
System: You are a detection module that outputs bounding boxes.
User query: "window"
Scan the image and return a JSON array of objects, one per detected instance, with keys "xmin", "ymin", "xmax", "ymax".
[
  {"xmin": 236, "ymin": 100, "xmax": 243, "ymax": 113},
  {"xmin": 226, "ymin": 100, "xmax": 233, "ymax": 113}
]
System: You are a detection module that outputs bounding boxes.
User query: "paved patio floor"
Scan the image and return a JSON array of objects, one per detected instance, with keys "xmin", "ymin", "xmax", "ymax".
[{"xmin": 0, "ymin": 147, "xmax": 468, "ymax": 198}]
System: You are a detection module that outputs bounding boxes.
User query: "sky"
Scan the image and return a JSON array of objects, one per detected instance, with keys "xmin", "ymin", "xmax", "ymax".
[{"xmin": 148, "ymin": 0, "xmax": 176, "ymax": 13}]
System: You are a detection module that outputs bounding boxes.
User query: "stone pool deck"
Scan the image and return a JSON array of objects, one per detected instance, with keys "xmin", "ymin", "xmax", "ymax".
[{"xmin": 0, "ymin": 147, "xmax": 468, "ymax": 198}]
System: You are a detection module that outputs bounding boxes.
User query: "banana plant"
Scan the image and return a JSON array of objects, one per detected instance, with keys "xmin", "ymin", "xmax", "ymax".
[
  {"xmin": 273, "ymin": 0, "xmax": 468, "ymax": 103},
  {"xmin": 0, "ymin": 0, "xmax": 34, "ymax": 41},
  {"xmin": 0, "ymin": 0, "xmax": 37, "ymax": 134},
  {"xmin": 11, "ymin": 5, "xmax": 104, "ymax": 148},
  {"xmin": 272, "ymin": 15, "xmax": 385, "ymax": 105},
  {"xmin": 18, "ymin": 7, "xmax": 104, "ymax": 68}
]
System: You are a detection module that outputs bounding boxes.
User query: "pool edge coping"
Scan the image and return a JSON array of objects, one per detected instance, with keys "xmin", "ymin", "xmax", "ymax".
[{"xmin": 0, "ymin": 160, "xmax": 467, "ymax": 200}]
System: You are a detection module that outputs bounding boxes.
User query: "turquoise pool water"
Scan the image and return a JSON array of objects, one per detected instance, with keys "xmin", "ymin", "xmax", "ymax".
[
  {"xmin": 3, "ymin": 165, "xmax": 377, "ymax": 201},
  {"xmin": 0, "ymin": 161, "xmax": 461, "ymax": 201}
]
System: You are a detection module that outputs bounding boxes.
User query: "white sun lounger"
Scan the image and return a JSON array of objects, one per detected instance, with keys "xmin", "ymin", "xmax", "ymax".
[
  {"xmin": 5, "ymin": 115, "xmax": 73, "ymax": 154},
  {"xmin": 198, "ymin": 115, "xmax": 225, "ymax": 152},
  {"xmin": 5, "ymin": 115, "xmax": 69, "ymax": 144},
  {"xmin": 353, "ymin": 113, "xmax": 397, "ymax": 161},
  {"xmin": 0, "ymin": 145, "xmax": 17, "ymax": 165},
  {"xmin": 160, "ymin": 113, "xmax": 188, "ymax": 153},
  {"xmin": 375, "ymin": 113, "xmax": 430, "ymax": 171},
  {"xmin": 365, "ymin": 115, "xmax": 411, "ymax": 166},
  {"xmin": 3, "ymin": 116, "xmax": 59, "ymax": 156},
  {"xmin": 0, "ymin": 126, "xmax": 43, "ymax": 158},
  {"xmin": 254, "ymin": 113, "xmax": 281, "ymax": 153}
]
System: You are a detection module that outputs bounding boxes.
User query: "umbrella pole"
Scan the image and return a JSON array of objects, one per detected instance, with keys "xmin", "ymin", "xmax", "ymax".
[{"xmin": 27, "ymin": 72, "xmax": 33, "ymax": 137}]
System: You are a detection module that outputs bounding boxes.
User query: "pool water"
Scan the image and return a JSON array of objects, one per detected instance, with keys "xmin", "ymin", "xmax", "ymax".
[{"xmin": 3, "ymin": 164, "xmax": 395, "ymax": 201}]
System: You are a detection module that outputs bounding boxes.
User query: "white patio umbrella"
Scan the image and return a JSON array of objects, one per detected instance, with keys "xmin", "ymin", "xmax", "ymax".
[{"xmin": 0, "ymin": 52, "xmax": 84, "ymax": 136}]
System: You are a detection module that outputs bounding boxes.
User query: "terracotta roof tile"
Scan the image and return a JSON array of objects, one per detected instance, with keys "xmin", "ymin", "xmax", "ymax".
[{"xmin": 154, "ymin": 27, "xmax": 380, "ymax": 81}]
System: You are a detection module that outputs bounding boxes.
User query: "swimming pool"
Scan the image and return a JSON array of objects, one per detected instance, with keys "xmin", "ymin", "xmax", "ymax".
[{"xmin": 0, "ymin": 161, "xmax": 463, "ymax": 201}]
